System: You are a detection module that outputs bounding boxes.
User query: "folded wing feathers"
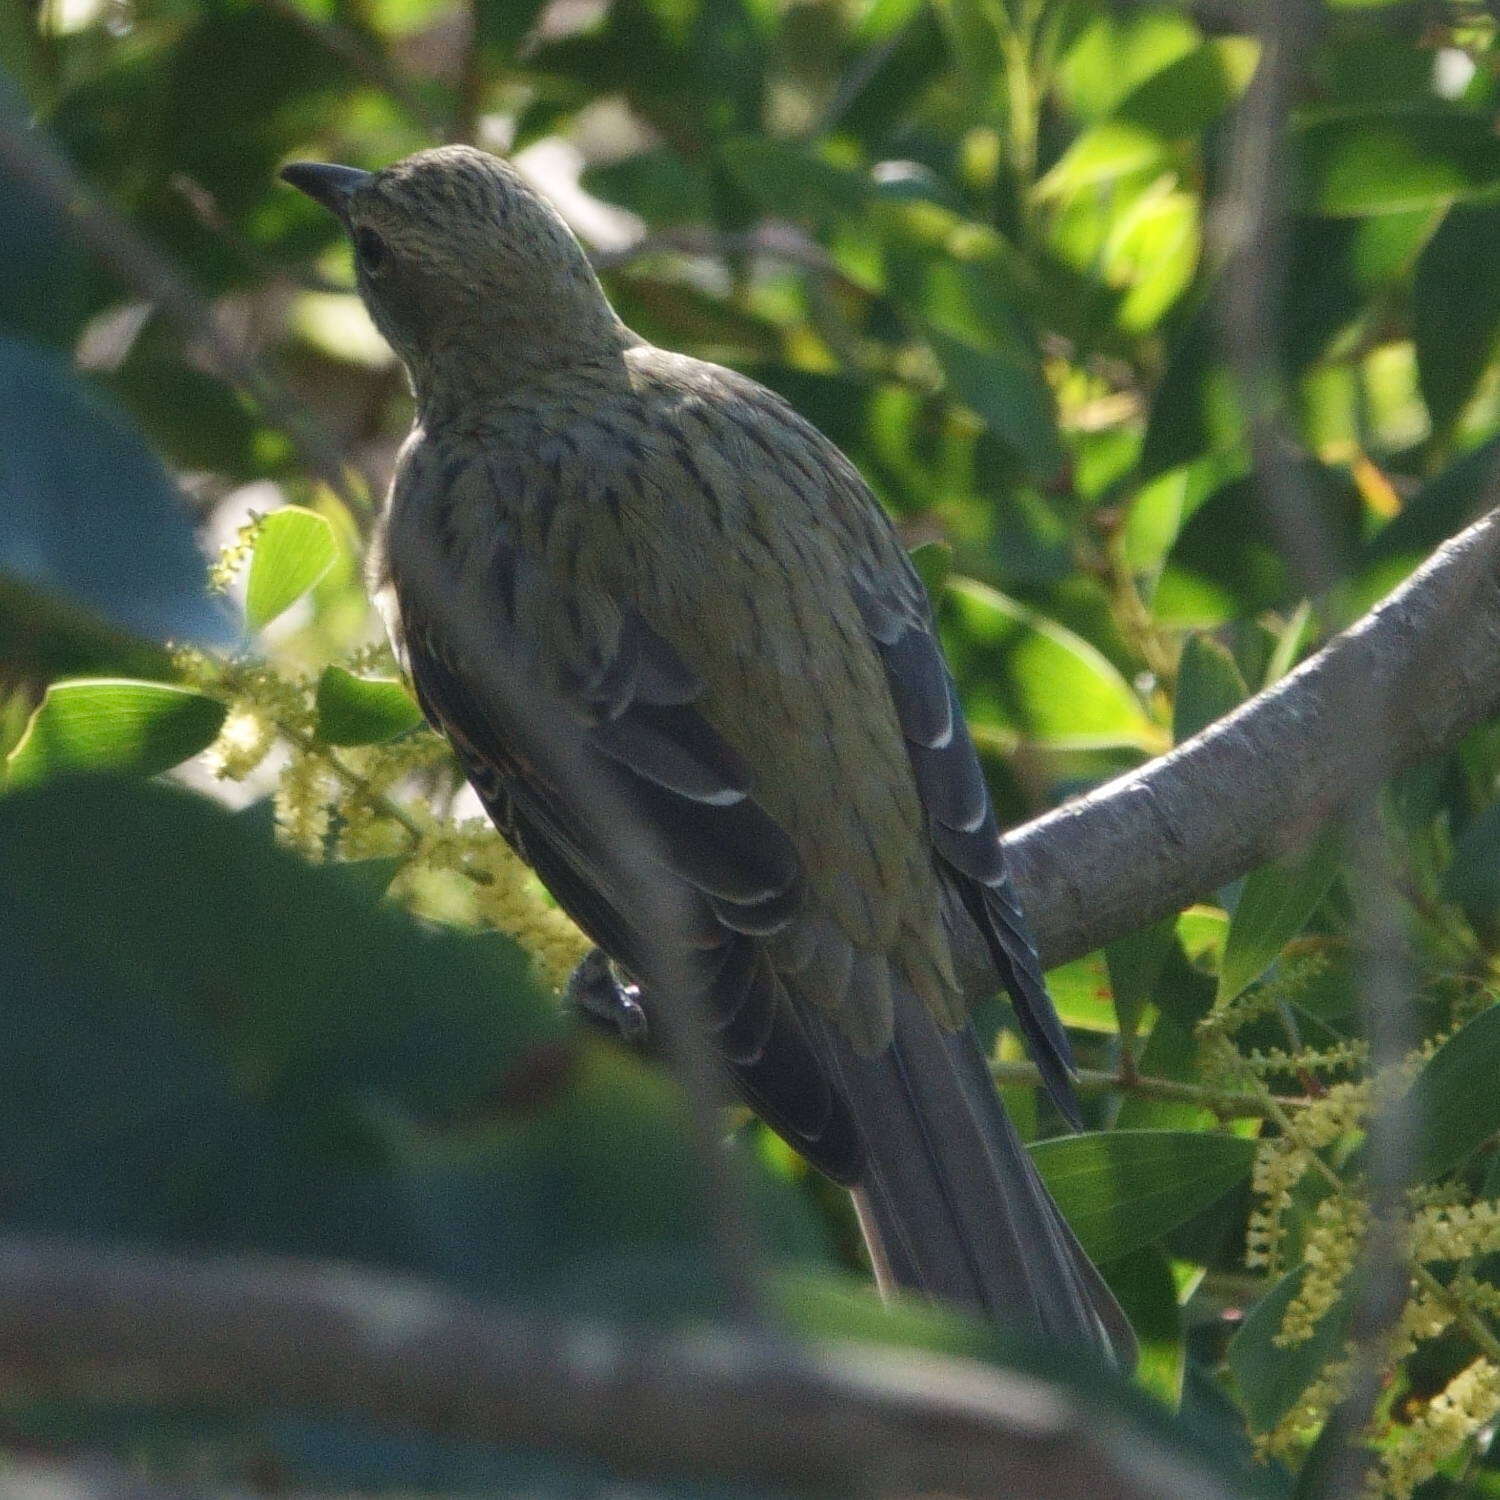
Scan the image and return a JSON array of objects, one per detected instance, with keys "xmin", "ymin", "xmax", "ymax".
[{"xmin": 866, "ymin": 594, "xmax": 1081, "ymax": 1122}]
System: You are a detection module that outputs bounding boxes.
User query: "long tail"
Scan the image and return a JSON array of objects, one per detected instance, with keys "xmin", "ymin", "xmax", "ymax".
[{"xmin": 808, "ymin": 983, "xmax": 1136, "ymax": 1368}]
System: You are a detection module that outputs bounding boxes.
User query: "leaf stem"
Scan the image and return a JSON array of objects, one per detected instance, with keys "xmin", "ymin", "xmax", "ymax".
[{"xmin": 990, "ymin": 1057, "xmax": 1295, "ymax": 1118}]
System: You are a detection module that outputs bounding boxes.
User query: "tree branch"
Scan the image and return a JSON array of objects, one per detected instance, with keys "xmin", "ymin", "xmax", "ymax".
[
  {"xmin": 1005, "ymin": 490, "xmax": 1500, "ymax": 968},
  {"xmin": 0, "ymin": 1236, "xmax": 1244, "ymax": 1500}
]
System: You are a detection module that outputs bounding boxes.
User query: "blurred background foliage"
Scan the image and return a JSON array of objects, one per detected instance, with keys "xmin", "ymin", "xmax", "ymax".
[{"xmin": 12, "ymin": 0, "xmax": 1500, "ymax": 1494}]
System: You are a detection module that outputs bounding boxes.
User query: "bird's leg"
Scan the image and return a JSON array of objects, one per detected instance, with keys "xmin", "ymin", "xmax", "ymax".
[{"xmin": 565, "ymin": 947, "xmax": 650, "ymax": 1051}]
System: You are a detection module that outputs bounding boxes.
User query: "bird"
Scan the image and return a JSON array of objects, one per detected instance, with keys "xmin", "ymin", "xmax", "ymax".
[{"xmin": 281, "ymin": 145, "xmax": 1134, "ymax": 1365}]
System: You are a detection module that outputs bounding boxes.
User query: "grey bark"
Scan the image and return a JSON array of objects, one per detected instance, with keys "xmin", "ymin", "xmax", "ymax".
[
  {"xmin": 0, "ymin": 1236, "xmax": 1244, "ymax": 1500},
  {"xmin": 1005, "ymin": 493, "xmax": 1500, "ymax": 968}
]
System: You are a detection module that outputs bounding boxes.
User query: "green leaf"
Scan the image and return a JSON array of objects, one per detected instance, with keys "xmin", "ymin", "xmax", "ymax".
[
  {"xmin": 1217, "ymin": 829, "xmax": 1342, "ymax": 1005},
  {"xmin": 1439, "ymin": 796, "xmax": 1500, "ymax": 936},
  {"xmin": 245, "ymin": 507, "xmax": 338, "ymax": 630},
  {"xmin": 943, "ymin": 577, "xmax": 1158, "ymax": 750},
  {"xmin": 926, "ymin": 325, "xmax": 1064, "ymax": 478},
  {"xmin": 1406, "ymin": 1004, "xmax": 1500, "ymax": 1180},
  {"xmin": 1138, "ymin": 304, "xmax": 1243, "ymax": 480},
  {"xmin": 1039, "ymin": 39, "xmax": 1255, "ymax": 201},
  {"xmin": 1296, "ymin": 110, "xmax": 1500, "ymax": 217},
  {"xmin": 5, "ymin": 679, "xmax": 226, "ymax": 785},
  {"xmin": 1112, "ymin": 37, "xmax": 1258, "ymax": 138},
  {"xmin": 1037, "ymin": 120, "xmax": 1168, "ymax": 198},
  {"xmin": 929, "ymin": 0, "xmax": 1003, "ymax": 108},
  {"xmin": 718, "ymin": 137, "xmax": 869, "ymax": 220},
  {"xmin": 315, "ymin": 667, "xmax": 424, "ymax": 746},
  {"xmin": 1045, "ymin": 951, "xmax": 1119, "ymax": 1034},
  {"xmin": 1115, "ymin": 1017, "xmax": 1212, "ymax": 1132},
  {"xmin": 1229, "ymin": 1263, "xmax": 1354, "ymax": 1434},
  {"xmin": 1030, "ymin": 1130, "xmax": 1257, "ymax": 1264},
  {"xmin": 0, "ymin": 777, "xmax": 740, "ymax": 1322},
  {"xmin": 1173, "ymin": 633, "xmax": 1249, "ymax": 745},
  {"xmin": 1367, "ymin": 436, "xmax": 1500, "ymax": 565},
  {"xmin": 1413, "ymin": 200, "xmax": 1500, "ymax": 434},
  {"xmin": 0, "ymin": 337, "xmax": 231, "ymax": 646},
  {"xmin": 1102, "ymin": 1246, "xmax": 1186, "ymax": 1409},
  {"xmin": 1156, "ymin": 466, "xmax": 1362, "ymax": 628},
  {"xmin": 0, "ymin": 574, "xmax": 173, "ymax": 685},
  {"xmin": 1105, "ymin": 919, "xmax": 1176, "ymax": 1044}
]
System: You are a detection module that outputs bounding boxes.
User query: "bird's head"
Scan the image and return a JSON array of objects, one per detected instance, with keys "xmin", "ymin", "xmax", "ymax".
[{"xmin": 281, "ymin": 145, "xmax": 628, "ymax": 412}]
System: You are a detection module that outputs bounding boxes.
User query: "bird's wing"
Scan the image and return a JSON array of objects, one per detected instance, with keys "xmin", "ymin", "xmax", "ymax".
[
  {"xmin": 847, "ymin": 555, "xmax": 1079, "ymax": 1123},
  {"xmin": 394, "ymin": 523, "xmax": 864, "ymax": 1182}
]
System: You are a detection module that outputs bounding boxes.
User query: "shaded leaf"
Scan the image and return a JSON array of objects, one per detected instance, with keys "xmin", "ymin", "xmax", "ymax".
[
  {"xmin": 1103, "ymin": 1246, "xmax": 1186, "ymax": 1409},
  {"xmin": 1217, "ymin": 829, "xmax": 1341, "ymax": 1005},
  {"xmin": 0, "ymin": 777, "xmax": 739, "ymax": 1321},
  {"xmin": 1105, "ymin": 919, "xmax": 1177, "ymax": 1044},
  {"xmin": 1173, "ymin": 633, "xmax": 1249, "ymax": 745},
  {"xmin": 1139, "ymin": 304, "xmax": 1242, "ymax": 480},
  {"xmin": 0, "ymin": 336, "xmax": 231, "ymax": 646},
  {"xmin": 1367, "ymin": 436, "xmax": 1500, "ymax": 565},
  {"xmin": 1229, "ymin": 1263, "xmax": 1353, "ymax": 1434},
  {"xmin": 1030, "ymin": 1129, "xmax": 1257, "ymax": 1265},
  {"xmin": 926, "ymin": 325, "xmax": 1064, "ymax": 478},
  {"xmin": 1413, "ymin": 200, "xmax": 1500, "ymax": 434},
  {"xmin": 1405, "ymin": 1003, "xmax": 1500, "ymax": 1180}
]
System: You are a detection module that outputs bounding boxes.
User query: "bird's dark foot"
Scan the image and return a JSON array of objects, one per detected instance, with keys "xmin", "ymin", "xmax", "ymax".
[{"xmin": 566, "ymin": 948, "xmax": 650, "ymax": 1051}]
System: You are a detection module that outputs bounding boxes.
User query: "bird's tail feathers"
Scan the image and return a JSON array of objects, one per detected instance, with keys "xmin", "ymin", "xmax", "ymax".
[{"xmin": 809, "ymin": 983, "xmax": 1135, "ymax": 1369}]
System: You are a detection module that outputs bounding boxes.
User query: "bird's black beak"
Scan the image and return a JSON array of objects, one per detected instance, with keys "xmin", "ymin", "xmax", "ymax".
[{"xmin": 279, "ymin": 161, "xmax": 371, "ymax": 221}]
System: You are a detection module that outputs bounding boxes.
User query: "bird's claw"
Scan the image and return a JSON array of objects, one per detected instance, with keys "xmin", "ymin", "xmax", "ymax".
[{"xmin": 566, "ymin": 948, "xmax": 650, "ymax": 1050}]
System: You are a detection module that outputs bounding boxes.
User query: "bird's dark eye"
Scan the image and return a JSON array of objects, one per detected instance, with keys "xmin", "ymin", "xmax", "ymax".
[{"xmin": 355, "ymin": 227, "xmax": 388, "ymax": 273}]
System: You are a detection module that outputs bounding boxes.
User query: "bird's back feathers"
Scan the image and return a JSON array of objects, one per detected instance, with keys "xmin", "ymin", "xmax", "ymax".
[{"xmin": 337, "ymin": 151, "xmax": 1132, "ymax": 1361}]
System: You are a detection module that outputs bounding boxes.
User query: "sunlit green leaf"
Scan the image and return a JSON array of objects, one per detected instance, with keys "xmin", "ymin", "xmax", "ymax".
[
  {"xmin": 245, "ymin": 507, "xmax": 339, "ymax": 630},
  {"xmin": 1037, "ymin": 121, "xmax": 1167, "ymax": 198},
  {"xmin": 315, "ymin": 667, "xmax": 424, "ymax": 746},
  {"xmin": 5, "ymin": 679, "xmax": 225, "ymax": 785},
  {"xmin": 1297, "ymin": 110, "xmax": 1500, "ymax": 217},
  {"xmin": 1030, "ymin": 1130, "xmax": 1257, "ymax": 1265},
  {"xmin": 1045, "ymin": 951, "xmax": 1119, "ymax": 1034},
  {"xmin": 944, "ymin": 577, "xmax": 1158, "ymax": 750}
]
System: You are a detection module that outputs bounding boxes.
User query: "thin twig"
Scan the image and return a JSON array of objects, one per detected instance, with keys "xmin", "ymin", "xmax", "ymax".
[
  {"xmin": 447, "ymin": 0, "xmax": 487, "ymax": 145},
  {"xmin": 259, "ymin": 0, "xmax": 445, "ymax": 138},
  {"xmin": 990, "ymin": 1058, "xmax": 1298, "ymax": 1119},
  {"xmin": 0, "ymin": 113, "xmax": 359, "ymax": 513}
]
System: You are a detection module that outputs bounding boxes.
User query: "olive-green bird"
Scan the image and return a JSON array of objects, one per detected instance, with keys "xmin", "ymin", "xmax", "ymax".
[{"xmin": 283, "ymin": 146, "xmax": 1133, "ymax": 1364}]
